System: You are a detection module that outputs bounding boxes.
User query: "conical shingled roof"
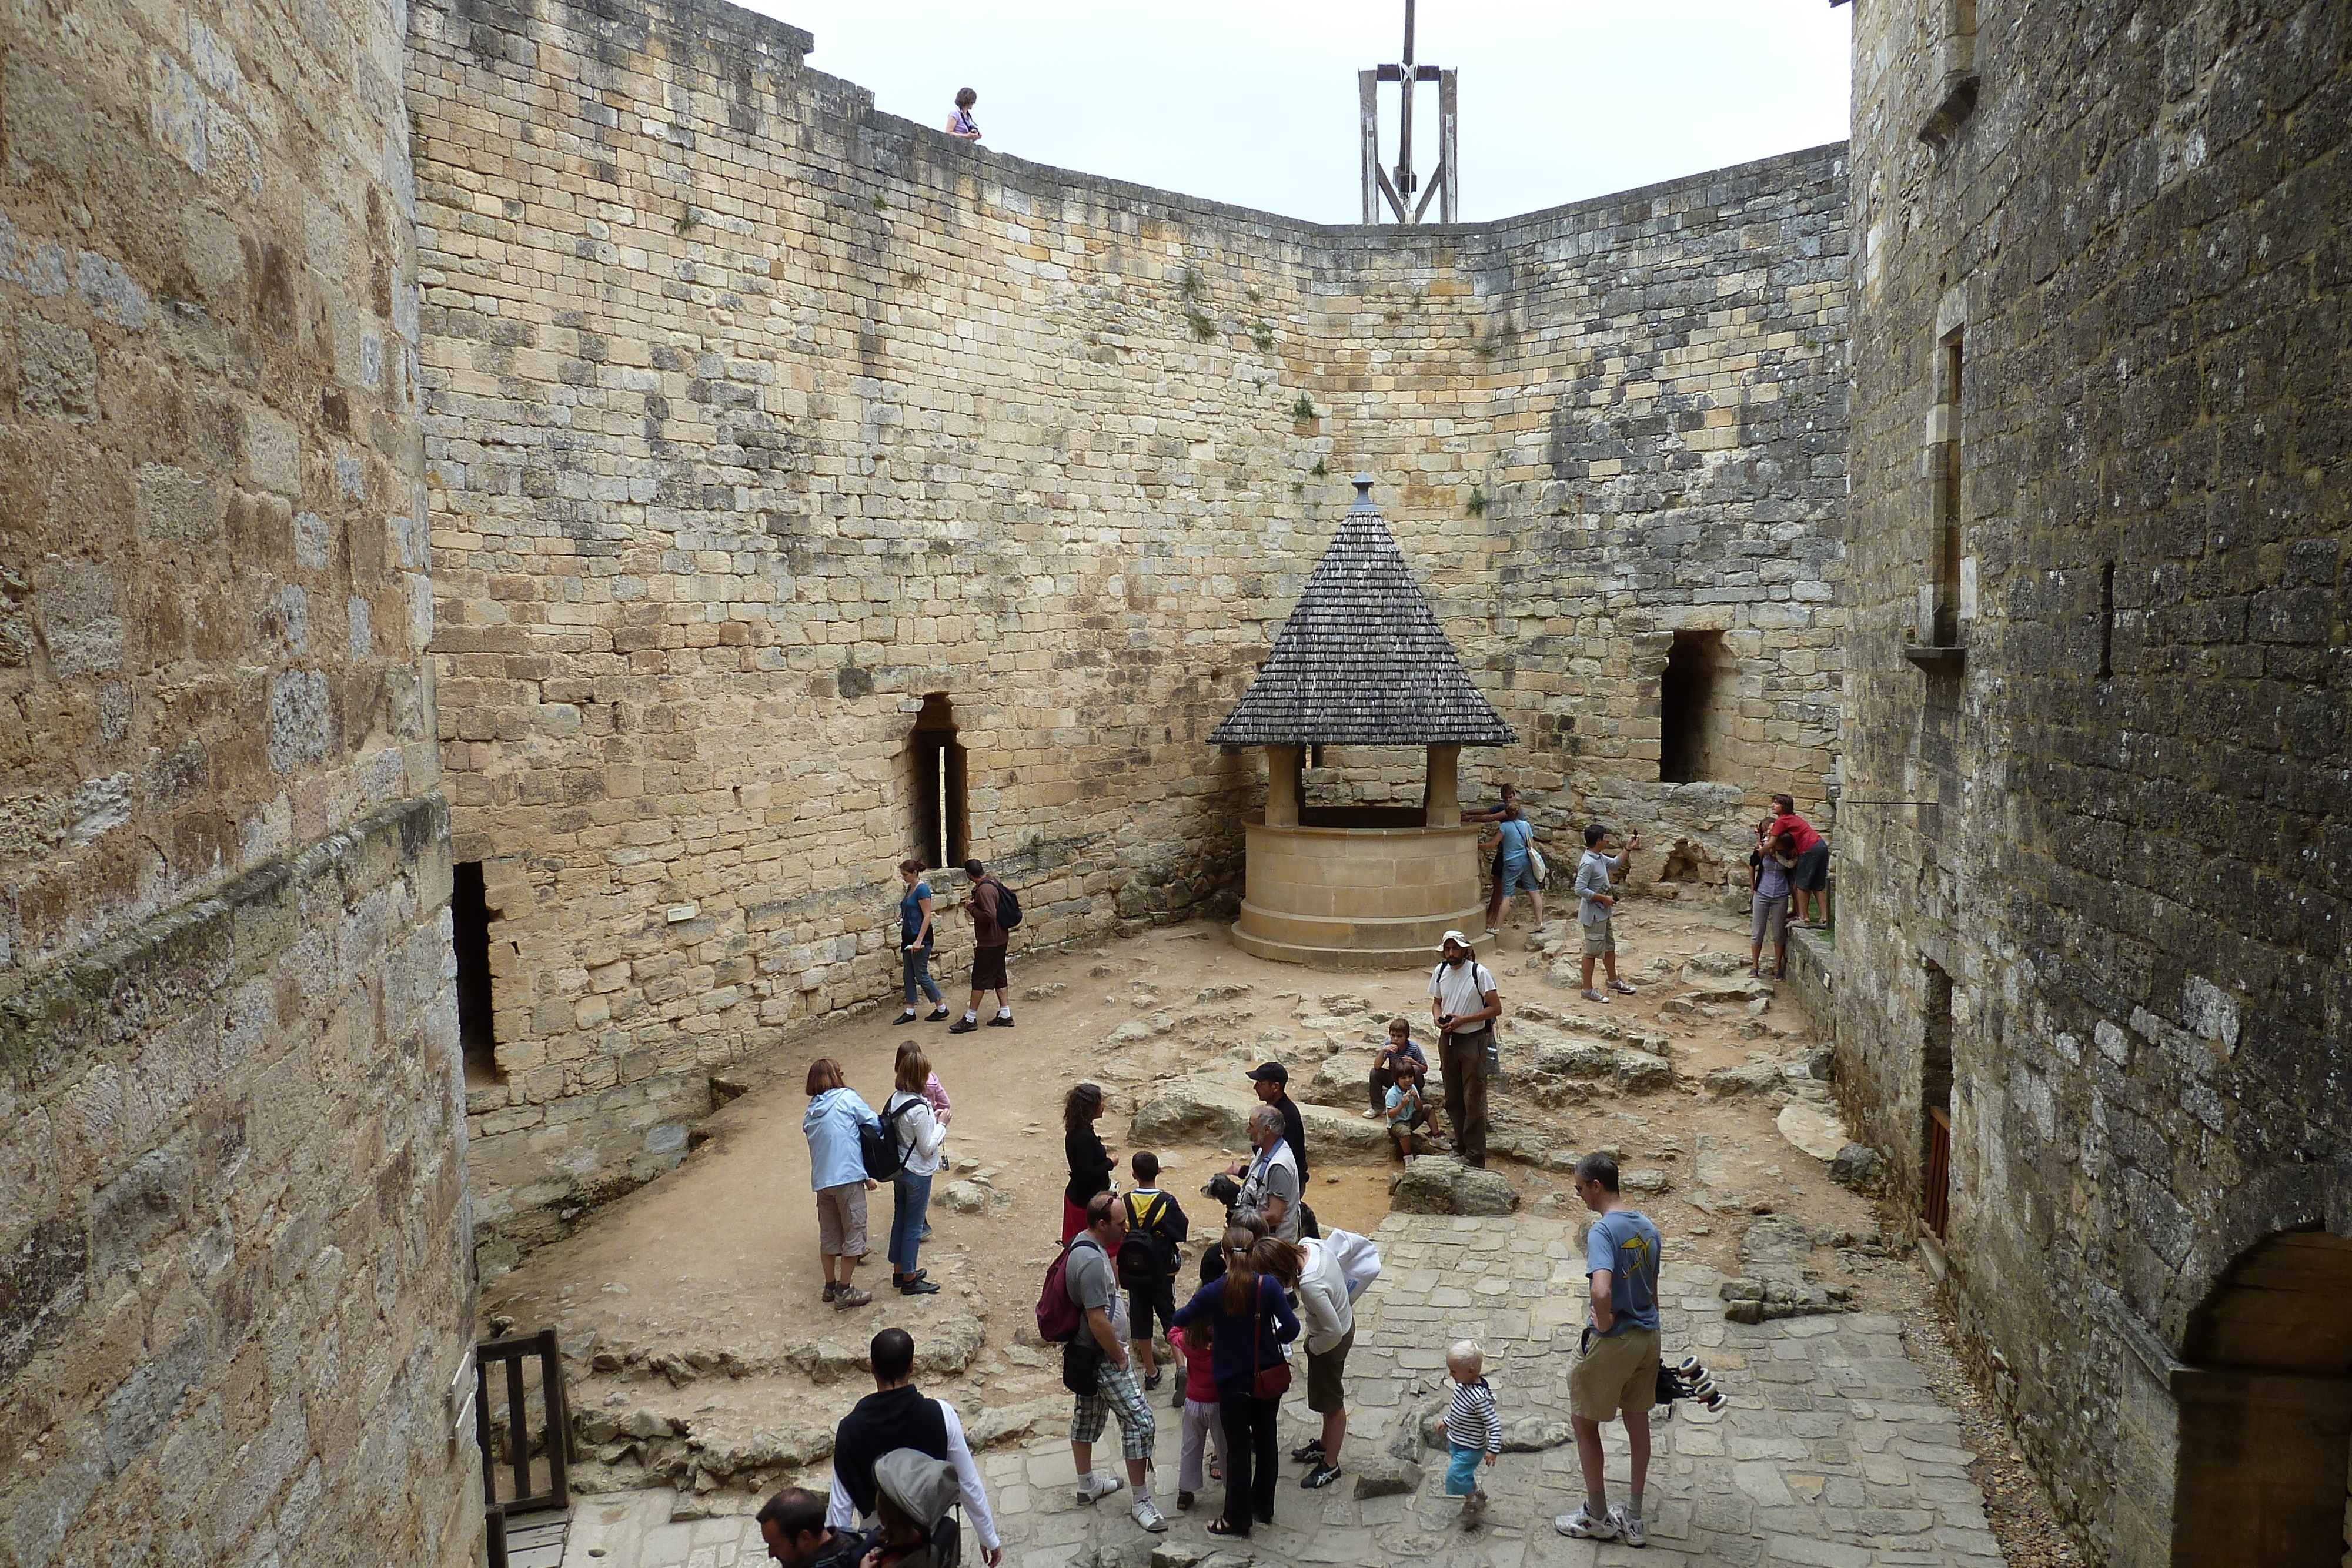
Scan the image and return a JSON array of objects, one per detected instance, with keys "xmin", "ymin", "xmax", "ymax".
[{"xmin": 1210, "ymin": 477, "xmax": 1518, "ymax": 748}]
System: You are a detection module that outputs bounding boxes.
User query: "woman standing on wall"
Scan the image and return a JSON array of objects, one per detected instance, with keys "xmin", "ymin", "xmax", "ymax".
[
  {"xmin": 894, "ymin": 860, "xmax": 948, "ymax": 1025},
  {"xmin": 1063, "ymin": 1082, "xmax": 1116, "ymax": 1245},
  {"xmin": 944, "ymin": 88, "xmax": 981, "ymax": 141},
  {"xmin": 803, "ymin": 1058, "xmax": 881, "ymax": 1309},
  {"xmin": 883, "ymin": 1045, "xmax": 947, "ymax": 1295}
]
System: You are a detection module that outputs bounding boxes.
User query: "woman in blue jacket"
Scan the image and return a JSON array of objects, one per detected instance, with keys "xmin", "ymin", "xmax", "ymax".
[
  {"xmin": 803, "ymin": 1058, "xmax": 881, "ymax": 1309},
  {"xmin": 1172, "ymin": 1226, "xmax": 1300, "ymax": 1538}
]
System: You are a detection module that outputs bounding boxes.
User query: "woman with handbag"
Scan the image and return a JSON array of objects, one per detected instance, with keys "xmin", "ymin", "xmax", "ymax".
[{"xmin": 1172, "ymin": 1226, "xmax": 1299, "ymax": 1537}]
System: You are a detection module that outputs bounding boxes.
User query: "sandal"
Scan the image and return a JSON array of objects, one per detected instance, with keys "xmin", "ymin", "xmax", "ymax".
[{"xmin": 1207, "ymin": 1519, "xmax": 1247, "ymax": 1537}]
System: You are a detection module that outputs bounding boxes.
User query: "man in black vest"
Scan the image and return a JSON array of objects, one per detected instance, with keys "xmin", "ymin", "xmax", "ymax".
[{"xmin": 825, "ymin": 1327, "xmax": 1004, "ymax": 1565}]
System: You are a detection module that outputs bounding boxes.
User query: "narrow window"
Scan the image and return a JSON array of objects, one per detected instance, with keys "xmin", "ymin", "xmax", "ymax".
[
  {"xmin": 2097, "ymin": 561, "xmax": 2116, "ymax": 680},
  {"xmin": 1658, "ymin": 630, "xmax": 1725, "ymax": 784},
  {"xmin": 1308, "ymin": 744, "xmax": 1327, "ymax": 769},
  {"xmin": 453, "ymin": 861, "xmax": 502, "ymax": 1085},
  {"xmin": 1933, "ymin": 332, "xmax": 1965, "ymax": 645},
  {"xmin": 1922, "ymin": 959, "xmax": 1955, "ymax": 1239},
  {"xmin": 909, "ymin": 694, "xmax": 967, "ymax": 871}
]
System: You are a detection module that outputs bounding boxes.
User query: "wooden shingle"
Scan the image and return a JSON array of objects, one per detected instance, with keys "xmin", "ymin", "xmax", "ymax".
[{"xmin": 1210, "ymin": 477, "xmax": 1518, "ymax": 747}]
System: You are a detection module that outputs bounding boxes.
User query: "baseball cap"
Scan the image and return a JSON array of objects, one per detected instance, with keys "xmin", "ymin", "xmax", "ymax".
[
  {"xmin": 1438, "ymin": 930, "xmax": 1473, "ymax": 951},
  {"xmin": 1246, "ymin": 1062, "xmax": 1289, "ymax": 1085}
]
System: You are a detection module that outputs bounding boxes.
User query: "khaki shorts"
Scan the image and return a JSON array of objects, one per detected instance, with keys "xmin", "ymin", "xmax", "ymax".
[
  {"xmin": 1569, "ymin": 1325, "xmax": 1659, "ymax": 1421},
  {"xmin": 1582, "ymin": 917, "xmax": 1615, "ymax": 957},
  {"xmin": 816, "ymin": 1182, "xmax": 868, "ymax": 1258},
  {"xmin": 1306, "ymin": 1326, "xmax": 1354, "ymax": 1413}
]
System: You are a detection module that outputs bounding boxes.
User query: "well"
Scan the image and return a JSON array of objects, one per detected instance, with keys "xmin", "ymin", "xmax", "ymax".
[{"xmin": 1210, "ymin": 477, "xmax": 1518, "ymax": 969}]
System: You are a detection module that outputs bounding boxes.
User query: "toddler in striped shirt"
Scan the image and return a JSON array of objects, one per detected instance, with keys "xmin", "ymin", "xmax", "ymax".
[{"xmin": 1434, "ymin": 1339, "xmax": 1499, "ymax": 1524}]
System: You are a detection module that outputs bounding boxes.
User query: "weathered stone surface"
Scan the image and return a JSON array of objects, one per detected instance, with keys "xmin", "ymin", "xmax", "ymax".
[
  {"xmin": 1129, "ymin": 1077, "xmax": 1392, "ymax": 1162},
  {"xmin": 1829, "ymin": 1144, "xmax": 1883, "ymax": 1193},
  {"xmin": 1391, "ymin": 1156, "xmax": 1521, "ymax": 1216},
  {"xmin": 1349, "ymin": 1456, "xmax": 1424, "ymax": 1499},
  {"xmin": 1775, "ymin": 1103, "xmax": 1850, "ymax": 1161}
]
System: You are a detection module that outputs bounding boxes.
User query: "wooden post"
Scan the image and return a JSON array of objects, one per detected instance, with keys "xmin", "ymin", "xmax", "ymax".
[
  {"xmin": 1359, "ymin": 71, "xmax": 1381, "ymax": 226},
  {"xmin": 1438, "ymin": 70, "xmax": 1459, "ymax": 223},
  {"xmin": 1265, "ymin": 745, "xmax": 1302, "ymax": 827},
  {"xmin": 1424, "ymin": 744, "xmax": 1459, "ymax": 827}
]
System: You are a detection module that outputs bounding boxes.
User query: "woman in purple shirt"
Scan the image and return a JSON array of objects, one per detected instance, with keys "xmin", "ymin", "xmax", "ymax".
[{"xmin": 945, "ymin": 88, "xmax": 980, "ymax": 141}]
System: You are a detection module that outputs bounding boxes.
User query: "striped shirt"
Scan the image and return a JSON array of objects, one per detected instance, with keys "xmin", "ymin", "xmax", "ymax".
[{"xmin": 1446, "ymin": 1377, "xmax": 1499, "ymax": 1455}]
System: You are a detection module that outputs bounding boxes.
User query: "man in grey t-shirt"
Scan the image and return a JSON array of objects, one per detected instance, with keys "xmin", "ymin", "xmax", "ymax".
[
  {"xmin": 1236, "ymin": 1105, "xmax": 1304, "ymax": 1241},
  {"xmin": 1574, "ymin": 823, "xmax": 1640, "ymax": 1004},
  {"xmin": 1065, "ymin": 1193, "xmax": 1166, "ymax": 1532}
]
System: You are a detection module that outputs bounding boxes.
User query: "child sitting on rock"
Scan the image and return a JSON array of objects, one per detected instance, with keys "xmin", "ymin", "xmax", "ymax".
[
  {"xmin": 1384, "ymin": 1057, "xmax": 1431, "ymax": 1159},
  {"xmin": 1436, "ymin": 1339, "xmax": 1500, "ymax": 1526},
  {"xmin": 1367, "ymin": 1017, "xmax": 1429, "ymax": 1120}
]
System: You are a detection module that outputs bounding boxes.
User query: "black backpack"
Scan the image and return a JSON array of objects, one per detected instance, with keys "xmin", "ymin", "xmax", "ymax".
[
  {"xmin": 860, "ymin": 1097, "xmax": 922, "ymax": 1182},
  {"xmin": 984, "ymin": 875, "xmax": 1023, "ymax": 931},
  {"xmin": 1118, "ymin": 1192, "xmax": 1176, "ymax": 1286}
]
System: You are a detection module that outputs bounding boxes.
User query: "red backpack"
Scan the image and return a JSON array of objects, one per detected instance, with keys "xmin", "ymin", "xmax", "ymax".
[{"xmin": 1035, "ymin": 1238, "xmax": 1097, "ymax": 1343}]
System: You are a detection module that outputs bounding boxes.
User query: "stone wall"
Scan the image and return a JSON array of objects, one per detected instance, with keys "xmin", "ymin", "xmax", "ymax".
[
  {"xmin": 1836, "ymin": 1, "xmax": 2350, "ymax": 1563},
  {"xmin": 407, "ymin": 0, "xmax": 1850, "ymax": 1265},
  {"xmin": 0, "ymin": 0, "xmax": 477, "ymax": 1548}
]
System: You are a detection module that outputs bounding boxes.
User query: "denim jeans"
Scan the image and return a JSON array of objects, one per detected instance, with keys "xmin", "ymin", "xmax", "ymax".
[
  {"xmin": 901, "ymin": 945, "xmax": 943, "ymax": 1007},
  {"xmin": 890, "ymin": 1170, "xmax": 933, "ymax": 1275}
]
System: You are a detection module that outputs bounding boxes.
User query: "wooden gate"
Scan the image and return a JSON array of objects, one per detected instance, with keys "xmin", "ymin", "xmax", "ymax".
[{"xmin": 1924, "ymin": 1106, "xmax": 1952, "ymax": 1238}]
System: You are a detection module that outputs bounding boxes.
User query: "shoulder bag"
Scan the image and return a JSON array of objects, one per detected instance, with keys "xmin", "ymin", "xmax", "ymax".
[{"xmin": 1250, "ymin": 1278, "xmax": 1292, "ymax": 1401}]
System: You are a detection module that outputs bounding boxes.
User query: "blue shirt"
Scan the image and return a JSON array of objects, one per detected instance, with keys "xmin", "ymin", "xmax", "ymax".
[
  {"xmin": 1586, "ymin": 1209, "xmax": 1662, "ymax": 1335},
  {"xmin": 803, "ymin": 1088, "xmax": 880, "ymax": 1191},
  {"xmin": 1755, "ymin": 854, "xmax": 1792, "ymax": 900},
  {"xmin": 1494, "ymin": 818, "xmax": 1535, "ymax": 874},
  {"xmin": 900, "ymin": 881, "xmax": 933, "ymax": 945},
  {"xmin": 1172, "ymin": 1273, "xmax": 1299, "ymax": 1393}
]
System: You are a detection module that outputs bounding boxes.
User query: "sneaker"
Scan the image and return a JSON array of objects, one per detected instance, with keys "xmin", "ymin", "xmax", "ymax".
[
  {"xmin": 926, "ymin": 1007, "xmax": 952, "ymax": 1022},
  {"xmin": 1609, "ymin": 1506, "xmax": 1646, "ymax": 1547},
  {"xmin": 1554, "ymin": 1505, "xmax": 1618, "ymax": 1540},
  {"xmin": 1609, "ymin": 979, "xmax": 1637, "ymax": 994},
  {"xmin": 1361, "ymin": 1108, "xmax": 1381, "ymax": 1118},
  {"xmin": 896, "ymin": 1278, "xmax": 940, "ymax": 1296},
  {"xmin": 832, "ymin": 1286, "xmax": 872, "ymax": 1309},
  {"xmin": 1075, "ymin": 1472, "xmax": 1124, "ymax": 1505},
  {"xmin": 1300, "ymin": 1462, "xmax": 1341, "ymax": 1490},
  {"xmin": 1580, "ymin": 988, "xmax": 1611, "ymax": 1004},
  {"xmin": 1143, "ymin": 1370, "xmax": 1161, "ymax": 1392},
  {"xmin": 985, "ymin": 1013, "xmax": 1014, "ymax": 1028},
  {"xmin": 893, "ymin": 1010, "xmax": 918, "ymax": 1025},
  {"xmin": 821, "ymin": 1281, "xmax": 840, "ymax": 1302},
  {"xmin": 948, "ymin": 1018, "xmax": 979, "ymax": 1034},
  {"xmin": 1130, "ymin": 1498, "xmax": 1168, "ymax": 1533},
  {"xmin": 1289, "ymin": 1439, "xmax": 1325, "ymax": 1463}
]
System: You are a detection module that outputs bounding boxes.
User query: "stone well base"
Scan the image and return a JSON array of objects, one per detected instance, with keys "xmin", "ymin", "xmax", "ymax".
[{"xmin": 1231, "ymin": 813, "xmax": 1486, "ymax": 969}]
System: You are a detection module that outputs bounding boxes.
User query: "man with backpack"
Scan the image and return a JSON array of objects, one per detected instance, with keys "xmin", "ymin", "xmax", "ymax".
[
  {"xmin": 1040, "ymin": 1191, "xmax": 1167, "ymax": 1532},
  {"xmin": 1118, "ymin": 1152, "xmax": 1190, "ymax": 1395},
  {"xmin": 826, "ymin": 1328, "xmax": 1003, "ymax": 1566},
  {"xmin": 947, "ymin": 858, "xmax": 1018, "ymax": 1034}
]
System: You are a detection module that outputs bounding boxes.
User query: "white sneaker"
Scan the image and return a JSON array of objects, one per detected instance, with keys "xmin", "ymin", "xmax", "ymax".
[
  {"xmin": 1076, "ymin": 1472, "xmax": 1124, "ymax": 1505},
  {"xmin": 1610, "ymin": 1505, "xmax": 1647, "ymax": 1546},
  {"xmin": 1130, "ymin": 1497, "xmax": 1168, "ymax": 1533},
  {"xmin": 1362, "ymin": 1108, "xmax": 1381, "ymax": 1118},
  {"xmin": 1554, "ymin": 1505, "xmax": 1619, "ymax": 1539}
]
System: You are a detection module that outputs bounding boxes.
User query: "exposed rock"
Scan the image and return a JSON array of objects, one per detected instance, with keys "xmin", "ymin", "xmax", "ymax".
[
  {"xmin": 941, "ymin": 1181, "xmax": 990, "ymax": 1215},
  {"xmin": 1129, "ymin": 1075, "xmax": 1393, "ymax": 1162},
  {"xmin": 964, "ymin": 1397, "xmax": 1063, "ymax": 1449},
  {"xmin": 1705, "ymin": 1059, "xmax": 1786, "ymax": 1098},
  {"xmin": 1682, "ymin": 971, "xmax": 1775, "ymax": 1004},
  {"xmin": 1738, "ymin": 1215, "xmax": 1818, "ymax": 1265},
  {"xmin": 1775, "ymin": 1103, "xmax": 1850, "ymax": 1161},
  {"xmin": 1022, "ymin": 982, "xmax": 1070, "ymax": 1001},
  {"xmin": 1391, "ymin": 1155, "xmax": 1519, "ymax": 1216},
  {"xmin": 1830, "ymin": 1142, "xmax": 1884, "ymax": 1192},
  {"xmin": 1148, "ymin": 1546, "xmax": 1204, "ymax": 1568},
  {"xmin": 1196, "ymin": 983, "xmax": 1252, "ymax": 1002},
  {"xmin": 1683, "ymin": 951, "xmax": 1749, "ymax": 978},
  {"xmin": 1500, "ymin": 1417, "xmax": 1574, "ymax": 1453},
  {"xmin": 1351, "ymin": 1456, "xmax": 1425, "ymax": 1499},
  {"xmin": 1622, "ymin": 1166, "xmax": 1672, "ymax": 1195}
]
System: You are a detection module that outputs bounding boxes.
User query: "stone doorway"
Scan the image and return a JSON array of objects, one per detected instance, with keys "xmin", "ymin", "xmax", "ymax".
[{"xmin": 2173, "ymin": 1230, "xmax": 2352, "ymax": 1567}]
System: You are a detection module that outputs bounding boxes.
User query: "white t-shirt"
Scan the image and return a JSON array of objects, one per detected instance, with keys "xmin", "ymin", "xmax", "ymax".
[
  {"xmin": 1428, "ymin": 959, "xmax": 1498, "ymax": 1027},
  {"xmin": 884, "ymin": 1091, "xmax": 946, "ymax": 1177}
]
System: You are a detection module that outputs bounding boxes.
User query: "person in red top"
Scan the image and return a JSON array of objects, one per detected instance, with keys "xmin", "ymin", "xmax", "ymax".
[
  {"xmin": 1765, "ymin": 794, "xmax": 1830, "ymax": 928},
  {"xmin": 948, "ymin": 858, "xmax": 1013, "ymax": 1033}
]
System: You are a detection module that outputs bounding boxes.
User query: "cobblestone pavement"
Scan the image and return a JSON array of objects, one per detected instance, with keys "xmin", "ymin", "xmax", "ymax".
[{"xmin": 562, "ymin": 1213, "xmax": 2003, "ymax": 1568}]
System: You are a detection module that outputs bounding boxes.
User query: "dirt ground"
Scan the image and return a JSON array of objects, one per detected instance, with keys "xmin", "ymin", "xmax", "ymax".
[{"xmin": 480, "ymin": 892, "xmax": 1878, "ymax": 1393}]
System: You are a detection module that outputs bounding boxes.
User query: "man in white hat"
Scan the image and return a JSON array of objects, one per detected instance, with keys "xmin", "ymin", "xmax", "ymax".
[{"xmin": 1428, "ymin": 931, "xmax": 1501, "ymax": 1168}]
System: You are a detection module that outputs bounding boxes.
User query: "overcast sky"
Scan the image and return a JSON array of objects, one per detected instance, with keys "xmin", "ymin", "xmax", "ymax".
[{"xmin": 742, "ymin": 1, "xmax": 1854, "ymax": 226}]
